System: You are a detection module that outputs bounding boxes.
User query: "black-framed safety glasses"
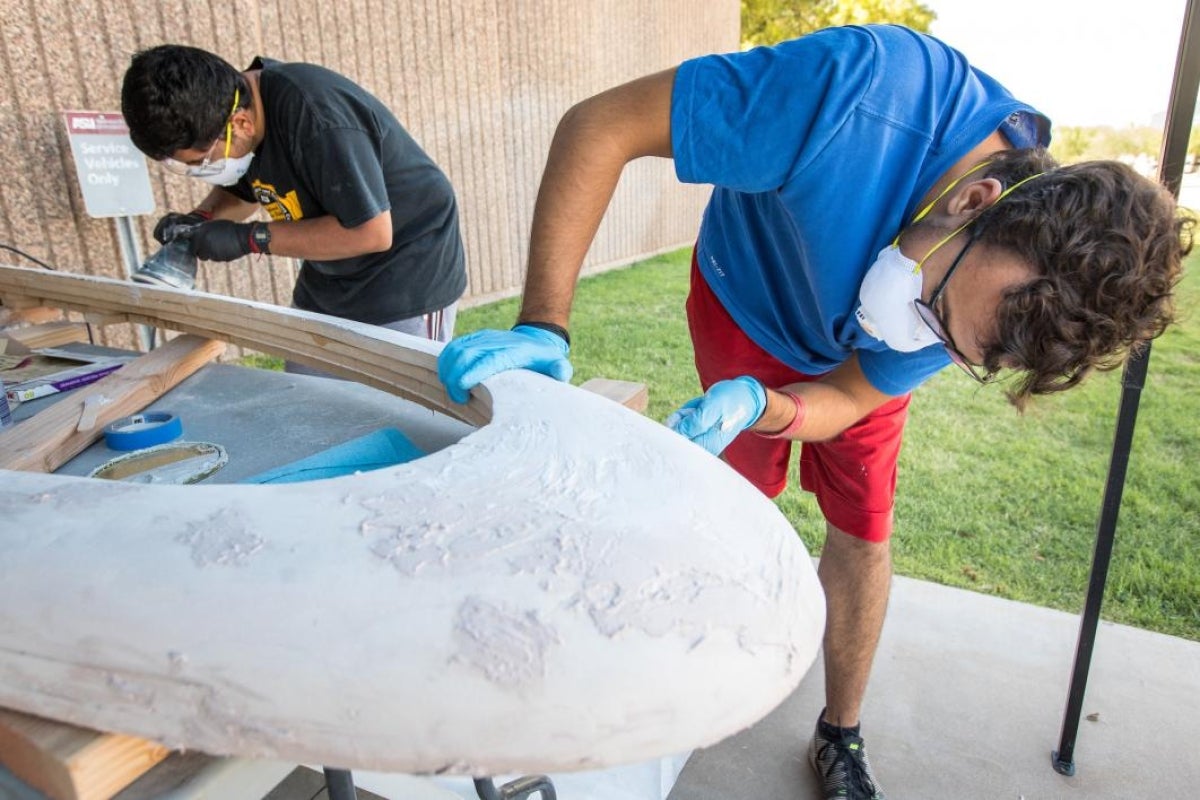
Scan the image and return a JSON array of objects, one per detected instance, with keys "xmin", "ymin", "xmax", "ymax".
[{"xmin": 914, "ymin": 231, "xmax": 996, "ymax": 384}]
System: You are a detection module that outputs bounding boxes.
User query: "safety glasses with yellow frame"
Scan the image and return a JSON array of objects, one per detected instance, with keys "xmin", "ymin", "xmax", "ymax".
[{"xmin": 160, "ymin": 91, "xmax": 241, "ymax": 178}]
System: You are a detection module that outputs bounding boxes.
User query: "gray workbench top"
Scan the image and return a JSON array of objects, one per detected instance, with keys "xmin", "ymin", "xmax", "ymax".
[{"xmin": 13, "ymin": 354, "xmax": 473, "ymax": 483}]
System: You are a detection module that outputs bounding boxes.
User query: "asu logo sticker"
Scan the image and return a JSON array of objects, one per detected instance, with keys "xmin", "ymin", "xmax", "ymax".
[{"xmin": 251, "ymin": 179, "xmax": 303, "ymax": 222}]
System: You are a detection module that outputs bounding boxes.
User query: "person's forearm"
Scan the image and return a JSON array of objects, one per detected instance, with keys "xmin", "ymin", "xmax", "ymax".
[
  {"xmin": 751, "ymin": 382, "xmax": 860, "ymax": 441},
  {"xmin": 750, "ymin": 355, "xmax": 894, "ymax": 441},
  {"xmin": 260, "ymin": 212, "xmax": 392, "ymax": 261},
  {"xmin": 194, "ymin": 188, "xmax": 259, "ymax": 222},
  {"xmin": 518, "ymin": 68, "xmax": 677, "ymax": 329},
  {"xmin": 518, "ymin": 109, "xmax": 625, "ymax": 328}
]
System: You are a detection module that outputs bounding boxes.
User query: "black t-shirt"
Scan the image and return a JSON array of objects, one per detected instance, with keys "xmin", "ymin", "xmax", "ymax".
[{"xmin": 227, "ymin": 58, "xmax": 466, "ymax": 324}]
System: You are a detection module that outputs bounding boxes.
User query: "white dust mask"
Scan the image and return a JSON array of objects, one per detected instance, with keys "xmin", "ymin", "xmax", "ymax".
[
  {"xmin": 855, "ymin": 245, "xmax": 943, "ymax": 352},
  {"xmin": 189, "ymin": 89, "xmax": 253, "ymax": 187},
  {"xmin": 855, "ymin": 163, "xmax": 1047, "ymax": 354},
  {"xmin": 194, "ymin": 151, "xmax": 254, "ymax": 186}
]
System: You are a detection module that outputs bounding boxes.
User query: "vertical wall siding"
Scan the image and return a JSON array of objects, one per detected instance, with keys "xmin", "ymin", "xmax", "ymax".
[{"xmin": 0, "ymin": 0, "xmax": 738, "ymax": 349}]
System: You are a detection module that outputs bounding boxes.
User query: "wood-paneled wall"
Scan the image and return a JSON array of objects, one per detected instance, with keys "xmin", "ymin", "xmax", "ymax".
[{"xmin": 0, "ymin": 0, "xmax": 738, "ymax": 348}]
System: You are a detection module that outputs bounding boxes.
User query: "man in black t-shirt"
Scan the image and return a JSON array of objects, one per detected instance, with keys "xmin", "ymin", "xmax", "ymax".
[{"xmin": 121, "ymin": 45, "xmax": 467, "ymax": 362}]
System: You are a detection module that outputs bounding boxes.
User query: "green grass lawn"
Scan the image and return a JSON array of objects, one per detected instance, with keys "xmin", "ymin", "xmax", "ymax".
[{"xmin": 456, "ymin": 247, "xmax": 1200, "ymax": 641}]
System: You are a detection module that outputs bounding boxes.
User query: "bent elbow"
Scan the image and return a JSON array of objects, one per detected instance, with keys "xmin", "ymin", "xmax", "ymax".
[
  {"xmin": 370, "ymin": 227, "xmax": 393, "ymax": 253},
  {"xmin": 353, "ymin": 214, "xmax": 393, "ymax": 254}
]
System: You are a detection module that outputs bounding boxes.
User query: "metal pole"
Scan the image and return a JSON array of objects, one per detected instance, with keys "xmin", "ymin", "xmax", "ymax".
[
  {"xmin": 1050, "ymin": 351, "xmax": 1149, "ymax": 776},
  {"xmin": 1052, "ymin": 0, "xmax": 1200, "ymax": 776},
  {"xmin": 112, "ymin": 215, "xmax": 155, "ymax": 351}
]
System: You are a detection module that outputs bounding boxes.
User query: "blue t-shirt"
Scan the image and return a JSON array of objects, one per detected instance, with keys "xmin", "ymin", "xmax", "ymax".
[{"xmin": 671, "ymin": 25, "xmax": 1050, "ymax": 395}]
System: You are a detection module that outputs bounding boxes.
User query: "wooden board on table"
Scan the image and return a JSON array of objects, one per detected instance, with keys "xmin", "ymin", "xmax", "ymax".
[
  {"xmin": 2, "ymin": 321, "xmax": 89, "ymax": 349},
  {"xmin": 0, "ymin": 709, "xmax": 169, "ymax": 800},
  {"xmin": 0, "ymin": 334, "xmax": 225, "ymax": 473},
  {"xmin": 579, "ymin": 377, "xmax": 649, "ymax": 413}
]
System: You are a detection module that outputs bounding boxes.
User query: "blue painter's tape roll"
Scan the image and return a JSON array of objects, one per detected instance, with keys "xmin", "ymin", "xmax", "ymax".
[{"xmin": 103, "ymin": 412, "xmax": 183, "ymax": 451}]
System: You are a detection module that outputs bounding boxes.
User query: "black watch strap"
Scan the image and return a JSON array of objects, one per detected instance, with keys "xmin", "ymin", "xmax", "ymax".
[
  {"xmin": 515, "ymin": 320, "xmax": 570, "ymax": 346},
  {"xmin": 249, "ymin": 222, "xmax": 272, "ymax": 255}
]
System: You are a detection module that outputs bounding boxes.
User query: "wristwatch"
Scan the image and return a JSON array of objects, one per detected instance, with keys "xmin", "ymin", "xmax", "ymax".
[{"xmin": 249, "ymin": 222, "xmax": 272, "ymax": 255}]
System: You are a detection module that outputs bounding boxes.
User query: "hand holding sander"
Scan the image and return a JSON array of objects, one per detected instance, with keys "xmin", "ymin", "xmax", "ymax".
[{"xmin": 132, "ymin": 212, "xmax": 206, "ymax": 290}]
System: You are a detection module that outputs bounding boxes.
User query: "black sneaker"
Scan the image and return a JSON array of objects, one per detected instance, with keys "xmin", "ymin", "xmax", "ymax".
[{"xmin": 808, "ymin": 713, "xmax": 885, "ymax": 799}]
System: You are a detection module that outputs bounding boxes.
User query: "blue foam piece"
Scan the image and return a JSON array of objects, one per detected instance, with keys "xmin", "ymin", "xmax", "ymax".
[{"xmin": 239, "ymin": 428, "xmax": 425, "ymax": 484}]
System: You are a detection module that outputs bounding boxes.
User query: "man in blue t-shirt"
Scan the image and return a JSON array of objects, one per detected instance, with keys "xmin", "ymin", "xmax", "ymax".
[{"xmin": 439, "ymin": 25, "xmax": 1189, "ymax": 799}]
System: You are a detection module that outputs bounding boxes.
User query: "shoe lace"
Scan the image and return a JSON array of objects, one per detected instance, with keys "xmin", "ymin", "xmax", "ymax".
[{"xmin": 819, "ymin": 732, "xmax": 877, "ymax": 797}]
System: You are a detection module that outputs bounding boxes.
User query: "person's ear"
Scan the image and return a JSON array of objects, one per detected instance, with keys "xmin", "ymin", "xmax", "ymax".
[
  {"xmin": 947, "ymin": 177, "xmax": 1003, "ymax": 218},
  {"xmin": 230, "ymin": 108, "xmax": 256, "ymax": 142}
]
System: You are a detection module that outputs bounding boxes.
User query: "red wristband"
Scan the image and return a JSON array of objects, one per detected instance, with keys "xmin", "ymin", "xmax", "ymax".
[{"xmin": 758, "ymin": 390, "xmax": 807, "ymax": 439}]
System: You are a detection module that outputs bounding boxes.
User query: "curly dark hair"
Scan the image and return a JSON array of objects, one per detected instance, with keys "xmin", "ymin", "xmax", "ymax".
[
  {"xmin": 968, "ymin": 148, "xmax": 1193, "ymax": 409},
  {"xmin": 120, "ymin": 45, "xmax": 250, "ymax": 161}
]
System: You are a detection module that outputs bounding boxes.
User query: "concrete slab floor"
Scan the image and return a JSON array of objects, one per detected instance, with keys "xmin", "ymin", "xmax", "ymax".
[{"xmin": 668, "ymin": 573, "xmax": 1200, "ymax": 799}]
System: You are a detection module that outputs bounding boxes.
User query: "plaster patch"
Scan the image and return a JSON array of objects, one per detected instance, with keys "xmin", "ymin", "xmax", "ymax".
[
  {"xmin": 361, "ymin": 498, "xmax": 560, "ymax": 578},
  {"xmin": 452, "ymin": 596, "xmax": 559, "ymax": 689},
  {"xmin": 167, "ymin": 651, "xmax": 187, "ymax": 675},
  {"xmin": 106, "ymin": 672, "xmax": 156, "ymax": 707},
  {"xmin": 580, "ymin": 567, "xmax": 723, "ymax": 640},
  {"xmin": 0, "ymin": 489, "xmax": 55, "ymax": 516},
  {"xmin": 202, "ymin": 691, "xmax": 295, "ymax": 745},
  {"xmin": 175, "ymin": 508, "xmax": 264, "ymax": 567},
  {"xmin": 0, "ymin": 482, "xmax": 139, "ymax": 518},
  {"xmin": 506, "ymin": 529, "xmax": 598, "ymax": 579}
]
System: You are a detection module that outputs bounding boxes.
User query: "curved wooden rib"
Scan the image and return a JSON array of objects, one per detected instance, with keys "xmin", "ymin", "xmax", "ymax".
[
  {"xmin": 0, "ymin": 264, "xmax": 489, "ymax": 427},
  {"xmin": 0, "ymin": 264, "xmax": 824, "ymax": 775}
]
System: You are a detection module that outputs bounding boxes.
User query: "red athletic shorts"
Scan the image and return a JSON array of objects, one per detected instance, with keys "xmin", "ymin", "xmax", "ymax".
[{"xmin": 685, "ymin": 252, "xmax": 910, "ymax": 542}]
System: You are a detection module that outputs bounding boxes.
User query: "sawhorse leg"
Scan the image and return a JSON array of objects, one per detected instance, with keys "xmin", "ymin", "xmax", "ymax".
[
  {"xmin": 474, "ymin": 775, "xmax": 556, "ymax": 799},
  {"xmin": 323, "ymin": 767, "xmax": 357, "ymax": 800}
]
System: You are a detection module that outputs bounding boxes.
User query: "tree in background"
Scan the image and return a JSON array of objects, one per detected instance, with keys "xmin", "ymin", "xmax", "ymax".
[
  {"xmin": 742, "ymin": 0, "xmax": 936, "ymax": 48},
  {"xmin": 1049, "ymin": 125, "xmax": 1174, "ymax": 173}
]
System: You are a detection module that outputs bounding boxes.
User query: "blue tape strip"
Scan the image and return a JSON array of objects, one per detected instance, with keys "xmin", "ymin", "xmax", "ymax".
[{"xmin": 103, "ymin": 412, "xmax": 183, "ymax": 451}]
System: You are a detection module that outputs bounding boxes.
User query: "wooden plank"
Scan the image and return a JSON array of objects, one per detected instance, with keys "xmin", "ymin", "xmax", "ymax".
[
  {"xmin": 81, "ymin": 313, "xmax": 128, "ymax": 328},
  {"xmin": 0, "ymin": 304, "xmax": 64, "ymax": 323},
  {"xmin": 0, "ymin": 334, "xmax": 225, "ymax": 472},
  {"xmin": 580, "ymin": 377, "xmax": 649, "ymax": 413},
  {"xmin": 0, "ymin": 709, "xmax": 169, "ymax": 800},
  {"xmin": 2, "ymin": 321, "xmax": 89, "ymax": 349},
  {"xmin": 0, "ymin": 265, "xmax": 490, "ymax": 427}
]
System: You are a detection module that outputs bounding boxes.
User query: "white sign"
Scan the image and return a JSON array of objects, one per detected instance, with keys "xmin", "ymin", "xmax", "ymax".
[{"xmin": 63, "ymin": 111, "xmax": 155, "ymax": 218}]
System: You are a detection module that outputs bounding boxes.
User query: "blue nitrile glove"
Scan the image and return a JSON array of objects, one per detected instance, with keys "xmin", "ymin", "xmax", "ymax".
[
  {"xmin": 438, "ymin": 324, "xmax": 573, "ymax": 404},
  {"xmin": 666, "ymin": 376, "xmax": 767, "ymax": 456}
]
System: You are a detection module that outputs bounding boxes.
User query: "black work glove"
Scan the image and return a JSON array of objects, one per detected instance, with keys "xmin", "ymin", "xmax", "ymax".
[
  {"xmin": 153, "ymin": 210, "xmax": 211, "ymax": 245},
  {"xmin": 186, "ymin": 221, "xmax": 270, "ymax": 262}
]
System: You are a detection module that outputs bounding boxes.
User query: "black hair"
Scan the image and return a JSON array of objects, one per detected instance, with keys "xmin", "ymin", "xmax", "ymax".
[{"xmin": 120, "ymin": 44, "xmax": 250, "ymax": 160}]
